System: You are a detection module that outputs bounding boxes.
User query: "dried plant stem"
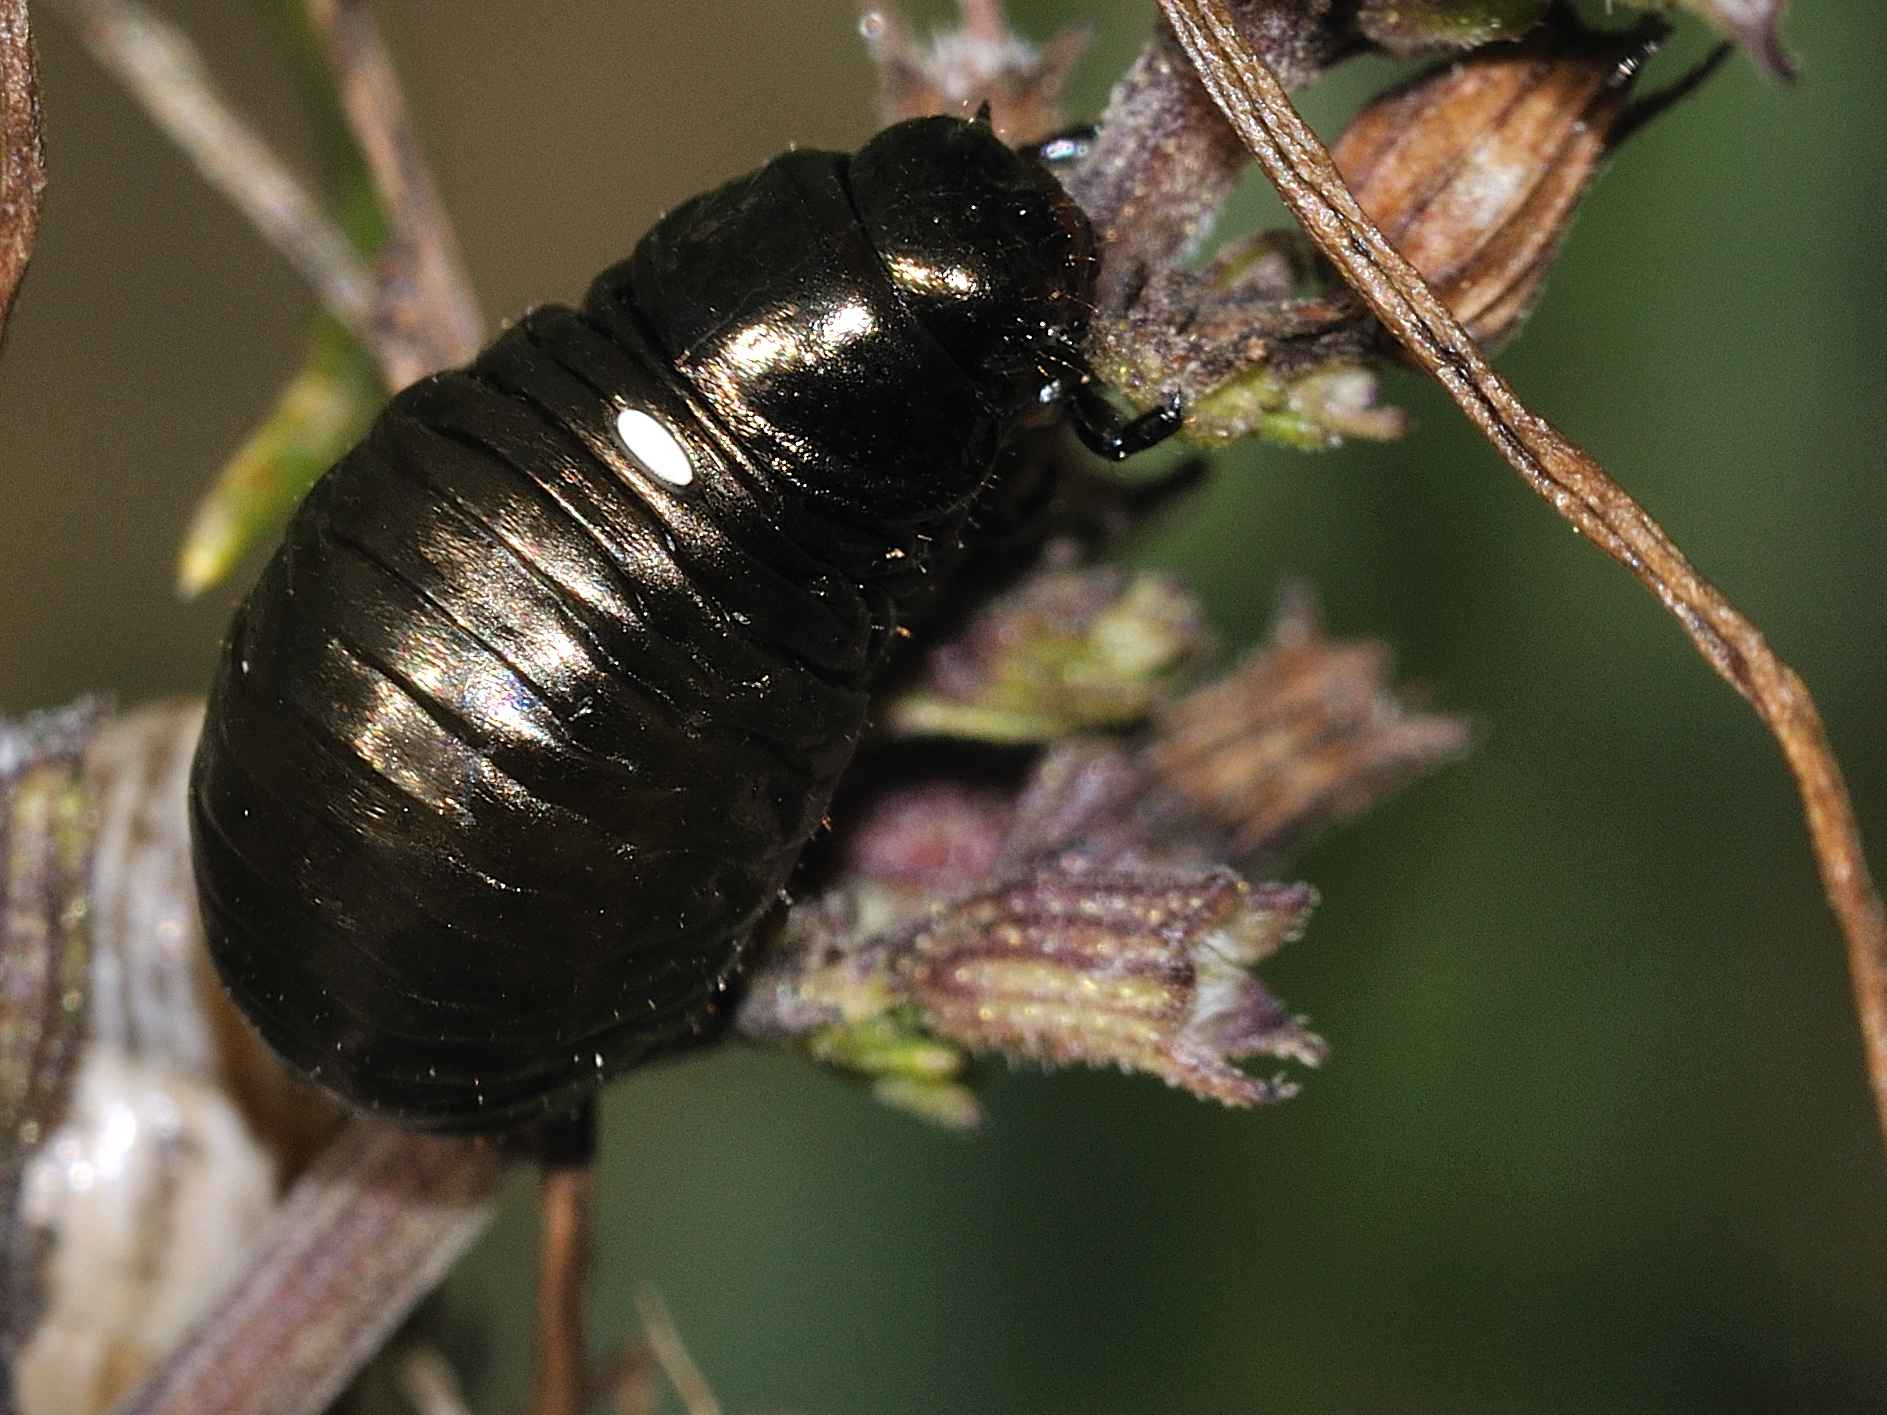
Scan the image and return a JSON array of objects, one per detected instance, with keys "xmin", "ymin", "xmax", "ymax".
[
  {"xmin": 634, "ymin": 1288, "xmax": 724, "ymax": 1415},
  {"xmin": 0, "ymin": 0, "xmax": 45, "ymax": 343},
  {"xmin": 398, "ymin": 1348, "xmax": 477, "ymax": 1415},
  {"xmin": 57, "ymin": 0, "xmax": 485, "ymax": 392},
  {"xmin": 1159, "ymin": 0, "xmax": 1887, "ymax": 1142},
  {"xmin": 114, "ymin": 1122, "xmax": 509, "ymax": 1415},
  {"xmin": 52, "ymin": 0, "xmax": 376, "ymax": 344},
  {"xmin": 303, "ymin": 0, "xmax": 483, "ymax": 386},
  {"xmin": 958, "ymin": 0, "xmax": 1007, "ymax": 43},
  {"xmin": 528, "ymin": 1163, "xmax": 595, "ymax": 1415}
]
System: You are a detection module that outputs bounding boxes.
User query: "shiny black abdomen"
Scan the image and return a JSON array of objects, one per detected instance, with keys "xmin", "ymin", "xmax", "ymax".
[{"xmin": 189, "ymin": 117, "xmax": 1098, "ymax": 1130}]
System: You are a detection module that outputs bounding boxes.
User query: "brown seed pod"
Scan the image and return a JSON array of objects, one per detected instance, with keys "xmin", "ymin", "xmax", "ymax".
[{"xmin": 1331, "ymin": 17, "xmax": 1665, "ymax": 349}]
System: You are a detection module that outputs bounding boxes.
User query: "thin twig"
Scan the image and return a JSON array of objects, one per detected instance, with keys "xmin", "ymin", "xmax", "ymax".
[
  {"xmin": 397, "ymin": 1348, "xmax": 476, "ymax": 1415},
  {"xmin": 52, "ymin": 0, "xmax": 376, "ymax": 345},
  {"xmin": 1062, "ymin": 22, "xmax": 1250, "ymax": 315},
  {"xmin": 528, "ymin": 1163, "xmax": 595, "ymax": 1415},
  {"xmin": 958, "ymin": 0, "xmax": 1007, "ymax": 44},
  {"xmin": 1158, "ymin": 0, "xmax": 1887, "ymax": 1144},
  {"xmin": 582, "ymin": 1341, "xmax": 657, "ymax": 1415},
  {"xmin": 303, "ymin": 0, "xmax": 483, "ymax": 386},
  {"xmin": 112, "ymin": 1121, "xmax": 510, "ymax": 1415},
  {"xmin": 55, "ymin": 0, "xmax": 484, "ymax": 392},
  {"xmin": 0, "ymin": 0, "xmax": 45, "ymax": 344},
  {"xmin": 635, "ymin": 1287, "xmax": 725, "ymax": 1415}
]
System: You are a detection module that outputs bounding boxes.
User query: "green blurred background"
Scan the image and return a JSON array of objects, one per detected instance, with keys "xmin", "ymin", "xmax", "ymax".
[{"xmin": 5, "ymin": 2, "xmax": 1885, "ymax": 1410}]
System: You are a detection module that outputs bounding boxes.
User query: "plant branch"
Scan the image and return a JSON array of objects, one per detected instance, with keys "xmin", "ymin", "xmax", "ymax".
[
  {"xmin": 632, "ymin": 1288, "xmax": 724, "ymax": 1415},
  {"xmin": 302, "ymin": 0, "xmax": 482, "ymax": 386},
  {"xmin": 1158, "ymin": 0, "xmax": 1887, "ymax": 1143},
  {"xmin": 56, "ymin": 0, "xmax": 485, "ymax": 393},
  {"xmin": 526, "ymin": 1112, "xmax": 596, "ymax": 1415},
  {"xmin": 112, "ymin": 1121, "xmax": 510, "ymax": 1415},
  {"xmin": 1060, "ymin": 5, "xmax": 1355, "ymax": 320},
  {"xmin": 0, "ymin": 0, "xmax": 45, "ymax": 345},
  {"xmin": 52, "ymin": 0, "xmax": 376, "ymax": 347}
]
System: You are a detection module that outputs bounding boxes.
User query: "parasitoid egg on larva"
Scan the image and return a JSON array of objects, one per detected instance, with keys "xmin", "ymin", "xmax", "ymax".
[{"xmin": 188, "ymin": 113, "xmax": 1182, "ymax": 1132}]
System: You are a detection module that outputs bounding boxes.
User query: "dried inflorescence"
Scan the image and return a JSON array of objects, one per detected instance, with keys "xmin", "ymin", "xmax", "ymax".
[
  {"xmin": 1355, "ymin": 0, "xmax": 1549, "ymax": 52},
  {"xmin": 1150, "ymin": 590, "xmax": 1474, "ymax": 861},
  {"xmin": 2, "ymin": 1, "xmax": 1831, "ymax": 1411},
  {"xmin": 737, "ymin": 853, "xmax": 1330, "ymax": 1125},
  {"xmin": 900, "ymin": 866, "xmax": 1323, "ymax": 1105},
  {"xmin": 861, "ymin": 2, "xmax": 1090, "ymax": 140},
  {"xmin": 884, "ymin": 567, "xmax": 1213, "ymax": 743},
  {"xmin": 1066, "ymin": 2, "xmax": 1731, "ymax": 448},
  {"xmin": 737, "ymin": 574, "xmax": 1467, "ymax": 1125},
  {"xmin": 1331, "ymin": 17, "xmax": 1673, "ymax": 352}
]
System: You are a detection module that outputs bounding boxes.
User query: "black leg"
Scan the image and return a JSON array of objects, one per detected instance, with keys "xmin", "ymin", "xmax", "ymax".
[{"xmin": 1071, "ymin": 383, "xmax": 1185, "ymax": 462}]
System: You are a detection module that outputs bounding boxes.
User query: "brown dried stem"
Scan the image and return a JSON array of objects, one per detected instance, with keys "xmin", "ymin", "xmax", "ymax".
[
  {"xmin": 1158, "ymin": 0, "xmax": 1887, "ymax": 1143},
  {"xmin": 0, "ymin": 0, "xmax": 44, "ymax": 344},
  {"xmin": 632, "ymin": 1288, "xmax": 724, "ymax": 1415},
  {"xmin": 528, "ymin": 1162, "xmax": 595, "ymax": 1415},
  {"xmin": 303, "ymin": 0, "xmax": 483, "ymax": 386},
  {"xmin": 57, "ymin": 0, "xmax": 484, "ymax": 392},
  {"xmin": 52, "ymin": 0, "xmax": 376, "ymax": 346},
  {"xmin": 956, "ymin": 0, "xmax": 1008, "ymax": 43},
  {"xmin": 1061, "ymin": 23, "xmax": 1255, "ymax": 316},
  {"xmin": 113, "ymin": 1121, "xmax": 509, "ymax": 1415},
  {"xmin": 398, "ymin": 1348, "xmax": 477, "ymax": 1415}
]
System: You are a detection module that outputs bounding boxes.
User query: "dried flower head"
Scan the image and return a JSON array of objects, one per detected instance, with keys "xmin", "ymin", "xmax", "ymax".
[
  {"xmin": 1357, "ymin": 0, "xmax": 1550, "ymax": 52},
  {"xmin": 739, "ymin": 575, "xmax": 1468, "ymax": 1125},
  {"xmin": 860, "ymin": 3, "xmax": 1088, "ymax": 141},
  {"xmin": 1331, "ymin": 16, "xmax": 1668, "ymax": 349},
  {"xmin": 1150, "ymin": 589, "xmax": 1474, "ymax": 861},
  {"xmin": 884, "ymin": 568, "xmax": 1213, "ymax": 743},
  {"xmin": 900, "ymin": 864, "xmax": 1324, "ymax": 1106}
]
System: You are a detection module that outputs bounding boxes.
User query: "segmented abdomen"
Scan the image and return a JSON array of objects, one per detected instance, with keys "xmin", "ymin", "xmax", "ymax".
[{"xmin": 190, "ymin": 303, "xmax": 876, "ymax": 1129}]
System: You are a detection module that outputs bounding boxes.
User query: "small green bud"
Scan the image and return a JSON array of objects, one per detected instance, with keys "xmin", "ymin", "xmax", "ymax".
[{"xmin": 1358, "ymin": 0, "xmax": 1550, "ymax": 51}]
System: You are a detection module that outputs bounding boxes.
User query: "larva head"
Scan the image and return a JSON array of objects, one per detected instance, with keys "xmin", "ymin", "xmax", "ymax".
[{"xmin": 848, "ymin": 115, "xmax": 1098, "ymax": 421}]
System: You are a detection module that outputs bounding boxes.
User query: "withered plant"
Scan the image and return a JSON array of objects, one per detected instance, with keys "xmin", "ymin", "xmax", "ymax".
[{"xmin": 4, "ymin": 2, "xmax": 1884, "ymax": 1413}]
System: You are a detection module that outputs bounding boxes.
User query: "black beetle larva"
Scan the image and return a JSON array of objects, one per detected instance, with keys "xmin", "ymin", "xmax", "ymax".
[{"xmin": 188, "ymin": 113, "xmax": 1180, "ymax": 1132}]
